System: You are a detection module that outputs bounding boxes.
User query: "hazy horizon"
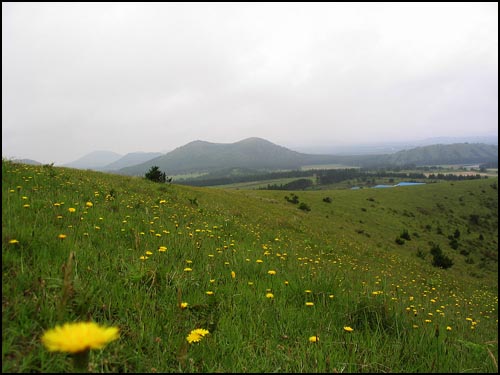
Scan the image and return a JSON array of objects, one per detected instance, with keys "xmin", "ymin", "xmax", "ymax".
[{"xmin": 3, "ymin": 3, "xmax": 498, "ymax": 165}]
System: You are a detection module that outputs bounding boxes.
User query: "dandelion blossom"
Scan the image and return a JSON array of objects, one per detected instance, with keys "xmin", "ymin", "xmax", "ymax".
[
  {"xmin": 305, "ymin": 302, "xmax": 314, "ymax": 307},
  {"xmin": 309, "ymin": 335, "xmax": 319, "ymax": 343},
  {"xmin": 9, "ymin": 239, "xmax": 19, "ymax": 244},
  {"xmin": 58, "ymin": 234, "xmax": 67, "ymax": 240},
  {"xmin": 192, "ymin": 328, "xmax": 209, "ymax": 336},
  {"xmin": 186, "ymin": 328, "xmax": 209, "ymax": 344},
  {"xmin": 85, "ymin": 202, "xmax": 93, "ymax": 208},
  {"xmin": 180, "ymin": 302, "xmax": 189, "ymax": 309},
  {"xmin": 266, "ymin": 293, "xmax": 274, "ymax": 299},
  {"xmin": 41, "ymin": 322, "xmax": 119, "ymax": 353},
  {"xmin": 343, "ymin": 326, "xmax": 354, "ymax": 332}
]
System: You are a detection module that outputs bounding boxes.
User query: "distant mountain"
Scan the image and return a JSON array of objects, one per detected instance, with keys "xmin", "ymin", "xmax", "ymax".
[
  {"xmin": 293, "ymin": 135, "xmax": 498, "ymax": 155},
  {"xmin": 12, "ymin": 158, "xmax": 42, "ymax": 165},
  {"xmin": 64, "ymin": 151, "xmax": 123, "ymax": 170},
  {"xmin": 380, "ymin": 143, "xmax": 499, "ymax": 167},
  {"xmin": 117, "ymin": 138, "xmax": 498, "ymax": 177},
  {"xmin": 101, "ymin": 152, "xmax": 163, "ymax": 171},
  {"xmin": 118, "ymin": 137, "xmax": 326, "ymax": 176}
]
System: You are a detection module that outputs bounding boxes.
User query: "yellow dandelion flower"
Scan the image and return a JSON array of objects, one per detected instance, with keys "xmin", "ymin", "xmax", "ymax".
[
  {"xmin": 68, "ymin": 208, "xmax": 76, "ymax": 213},
  {"xmin": 267, "ymin": 270, "xmax": 277, "ymax": 275},
  {"xmin": 41, "ymin": 322, "xmax": 119, "ymax": 353},
  {"xmin": 284, "ymin": 281, "xmax": 289, "ymax": 286},
  {"xmin": 58, "ymin": 234, "xmax": 67, "ymax": 240},
  {"xmin": 231, "ymin": 271, "xmax": 236, "ymax": 279},
  {"xmin": 184, "ymin": 267, "xmax": 192, "ymax": 272},
  {"xmin": 309, "ymin": 335, "xmax": 319, "ymax": 343},
  {"xmin": 256, "ymin": 259, "xmax": 263, "ymax": 263},
  {"xmin": 343, "ymin": 326, "xmax": 354, "ymax": 332},
  {"xmin": 446, "ymin": 326, "xmax": 452, "ymax": 331},
  {"xmin": 85, "ymin": 202, "xmax": 93, "ymax": 208},
  {"xmin": 9, "ymin": 239, "xmax": 19, "ymax": 244},
  {"xmin": 186, "ymin": 328, "xmax": 209, "ymax": 344},
  {"xmin": 206, "ymin": 291, "xmax": 214, "ymax": 295},
  {"xmin": 180, "ymin": 302, "xmax": 188, "ymax": 309},
  {"xmin": 145, "ymin": 251, "xmax": 153, "ymax": 256},
  {"xmin": 305, "ymin": 302, "xmax": 314, "ymax": 307},
  {"xmin": 186, "ymin": 332, "xmax": 202, "ymax": 344},
  {"xmin": 266, "ymin": 293, "xmax": 274, "ymax": 299},
  {"xmin": 192, "ymin": 328, "xmax": 209, "ymax": 336}
]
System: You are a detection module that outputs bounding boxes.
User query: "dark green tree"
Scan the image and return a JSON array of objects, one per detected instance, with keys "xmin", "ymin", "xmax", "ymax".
[{"xmin": 145, "ymin": 166, "xmax": 167, "ymax": 183}]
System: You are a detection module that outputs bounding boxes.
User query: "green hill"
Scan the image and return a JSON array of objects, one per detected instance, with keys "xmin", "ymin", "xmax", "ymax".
[
  {"xmin": 2, "ymin": 159, "xmax": 498, "ymax": 372},
  {"xmin": 382, "ymin": 143, "xmax": 499, "ymax": 166},
  {"xmin": 118, "ymin": 137, "xmax": 317, "ymax": 176},
  {"xmin": 117, "ymin": 138, "xmax": 498, "ymax": 177}
]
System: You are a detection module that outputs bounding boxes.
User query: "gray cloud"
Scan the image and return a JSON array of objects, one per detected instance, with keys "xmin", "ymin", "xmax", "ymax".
[{"xmin": 2, "ymin": 2, "xmax": 498, "ymax": 164}]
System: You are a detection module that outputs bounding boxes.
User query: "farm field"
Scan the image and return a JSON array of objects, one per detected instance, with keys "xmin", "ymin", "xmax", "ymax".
[{"xmin": 2, "ymin": 160, "xmax": 498, "ymax": 373}]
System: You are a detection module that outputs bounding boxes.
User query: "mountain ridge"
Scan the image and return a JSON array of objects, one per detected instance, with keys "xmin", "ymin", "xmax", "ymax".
[{"xmin": 117, "ymin": 138, "xmax": 498, "ymax": 176}]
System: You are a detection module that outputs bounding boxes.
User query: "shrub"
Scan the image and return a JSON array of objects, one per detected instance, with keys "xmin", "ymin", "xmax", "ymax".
[
  {"xmin": 395, "ymin": 237, "xmax": 405, "ymax": 245},
  {"xmin": 449, "ymin": 238, "xmax": 459, "ymax": 250},
  {"xmin": 323, "ymin": 197, "xmax": 332, "ymax": 203},
  {"xmin": 298, "ymin": 202, "xmax": 311, "ymax": 212},
  {"xmin": 145, "ymin": 166, "xmax": 167, "ymax": 183},
  {"xmin": 430, "ymin": 243, "xmax": 453, "ymax": 269},
  {"xmin": 284, "ymin": 194, "xmax": 299, "ymax": 204},
  {"xmin": 400, "ymin": 229, "xmax": 411, "ymax": 241}
]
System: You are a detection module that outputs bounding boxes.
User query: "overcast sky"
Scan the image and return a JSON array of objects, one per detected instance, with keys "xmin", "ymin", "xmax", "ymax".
[{"xmin": 2, "ymin": 2, "xmax": 498, "ymax": 164}]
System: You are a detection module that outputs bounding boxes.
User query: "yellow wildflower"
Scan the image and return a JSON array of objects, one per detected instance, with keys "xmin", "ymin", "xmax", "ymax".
[
  {"xmin": 343, "ymin": 326, "xmax": 354, "ymax": 332},
  {"xmin": 41, "ymin": 322, "xmax": 119, "ymax": 353},
  {"xmin": 186, "ymin": 328, "xmax": 209, "ymax": 344}
]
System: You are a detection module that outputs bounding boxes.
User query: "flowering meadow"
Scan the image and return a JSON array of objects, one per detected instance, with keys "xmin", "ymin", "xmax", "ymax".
[{"xmin": 2, "ymin": 159, "xmax": 498, "ymax": 372}]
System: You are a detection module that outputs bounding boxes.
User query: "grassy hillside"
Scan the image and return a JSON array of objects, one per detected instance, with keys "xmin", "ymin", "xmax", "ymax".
[{"xmin": 2, "ymin": 160, "xmax": 498, "ymax": 373}]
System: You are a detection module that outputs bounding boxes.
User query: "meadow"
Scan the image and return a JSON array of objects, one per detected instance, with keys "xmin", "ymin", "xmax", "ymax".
[{"xmin": 2, "ymin": 159, "xmax": 498, "ymax": 373}]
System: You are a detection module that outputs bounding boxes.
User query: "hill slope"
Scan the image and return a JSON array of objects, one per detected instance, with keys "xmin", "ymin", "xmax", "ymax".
[
  {"xmin": 63, "ymin": 150, "xmax": 123, "ymax": 170},
  {"xmin": 382, "ymin": 143, "xmax": 499, "ymax": 166},
  {"xmin": 118, "ymin": 137, "xmax": 322, "ymax": 175},
  {"xmin": 101, "ymin": 152, "xmax": 163, "ymax": 171},
  {"xmin": 2, "ymin": 160, "xmax": 498, "ymax": 372}
]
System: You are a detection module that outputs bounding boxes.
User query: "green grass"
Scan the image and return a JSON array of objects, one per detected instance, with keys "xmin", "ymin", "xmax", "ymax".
[{"xmin": 2, "ymin": 160, "xmax": 498, "ymax": 373}]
